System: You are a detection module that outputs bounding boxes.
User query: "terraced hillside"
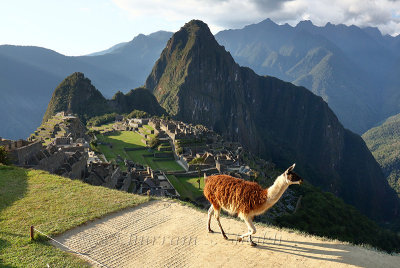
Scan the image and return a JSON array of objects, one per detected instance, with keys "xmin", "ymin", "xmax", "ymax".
[
  {"xmin": 93, "ymin": 126, "xmax": 183, "ymax": 172},
  {"xmin": 89, "ymin": 120, "xmax": 400, "ymax": 253},
  {"xmin": 29, "ymin": 113, "xmax": 87, "ymax": 146}
]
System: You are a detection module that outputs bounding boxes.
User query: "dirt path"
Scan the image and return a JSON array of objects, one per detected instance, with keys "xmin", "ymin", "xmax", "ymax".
[{"xmin": 52, "ymin": 200, "xmax": 400, "ymax": 267}]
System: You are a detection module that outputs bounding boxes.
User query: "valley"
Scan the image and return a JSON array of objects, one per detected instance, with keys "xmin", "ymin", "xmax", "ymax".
[
  {"xmin": 3, "ymin": 108, "xmax": 400, "ymax": 253},
  {"xmin": 1, "ymin": 14, "xmax": 400, "ymax": 267}
]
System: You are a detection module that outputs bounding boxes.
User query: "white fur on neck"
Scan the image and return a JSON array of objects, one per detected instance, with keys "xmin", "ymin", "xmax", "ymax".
[{"xmin": 266, "ymin": 174, "xmax": 290, "ymax": 204}]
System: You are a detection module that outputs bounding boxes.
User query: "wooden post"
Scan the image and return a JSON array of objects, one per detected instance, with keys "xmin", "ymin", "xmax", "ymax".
[{"xmin": 30, "ymin": 226, "xmax": 34, "ymax": 240}]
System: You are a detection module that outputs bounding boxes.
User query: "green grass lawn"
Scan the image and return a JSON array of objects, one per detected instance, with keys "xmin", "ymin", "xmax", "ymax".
[
  {"xmin": 167, "ymin": 175, "xmax": 205, "ymax": 200},
  {"xmin": 152, "ymin": 160, "xmax": 183, "ymax": 171},
  {"xmin": 96, "ymin": 130, "xmax": 184, "ymax": 172},
  {"xmin": 90, "ymin": 122, "xmax": 115, "ymax": 133},
  {"xmin": 139, "ymin": 125, "xmax": 156, "ymax": 139},
  {"xmin": 143, "ymin": 125, "xmax": 154, "ymax": 131},
  {"xmin": 93, "ymin": 127, "xmax": 203, "ymax": 201},
  {"xmin": 94, "ymin": 127, "xmax": 200, "ymax": 199},
  {"xmin": 0, "ymin": 165, "xmax": 149, "ymax": 267},
  {"xmin": 96, "ymin": 131, "xmax": 146, "ymax": 170}
]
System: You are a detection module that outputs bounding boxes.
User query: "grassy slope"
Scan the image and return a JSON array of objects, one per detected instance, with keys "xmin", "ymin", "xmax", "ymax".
[
  {"xmin": 274, "ymin": 182, "xmax": 400, "ymax": 253},
  {"xmin": 0, "ymin": 165, "xmax": 149, "ymax": 267},
  {"xmin": 167, "ymin": 175, "xmax": 205, "ymax": 200},
  {"xmin": 90, "ymin": 122, "xmax": 115, "ymax": 133}
]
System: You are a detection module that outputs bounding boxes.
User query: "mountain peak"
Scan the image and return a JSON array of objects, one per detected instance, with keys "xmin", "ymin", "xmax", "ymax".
[
  {"xmin": 145, "ymin": 20, "xmax": 400, "ymax": 221},
  {"xmin": 183, "ymin": 19, "xmax": 209, "ymax": 29},
  {"xmin": 296, "ymin": 20, "xmax": 315, "ymax": 30},
  {"xmin": 54, "ymin": 72, "xmax": 92, "ymax": 93},
  {"xmin": 145, "ymin": 19, "xmax": 227, "ymax": 116},
  {"xmin": 260, "ymin": 18, "xmax": 276, "ymax": 25},
  {"xmin": 42, "ymin": 72, "xmax": 110, "ymax": 123},
  {"xmin": 67, "ymin": 72, "xmax": 88, "ymax": 84},
  {"xmin": 179, "ymin": 19, "xmax": 214, "ymax": 40}
]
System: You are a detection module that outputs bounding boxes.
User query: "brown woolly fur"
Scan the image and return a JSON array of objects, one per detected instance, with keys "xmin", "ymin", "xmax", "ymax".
[
  {"xmin": 205, "ymin": 164, "xmax": 300, "ymax": 246},
  {"xmin": 204, "ymin": 175, "xmax": 268, "ymax": 216}
]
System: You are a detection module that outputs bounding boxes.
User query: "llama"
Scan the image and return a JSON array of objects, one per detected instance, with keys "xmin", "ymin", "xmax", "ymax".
[{"xmin": 203, "ymin": 164, "xmax": 303, "ymax": 246}]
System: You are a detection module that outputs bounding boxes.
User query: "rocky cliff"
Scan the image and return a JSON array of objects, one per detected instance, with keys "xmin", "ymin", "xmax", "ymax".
[
  {"xmin": 363, "ymin": 113, "xmax": 400, "ymax": 197},
  {"xmin": 215, "ymin": 19, "xmax": 393, "ymax": 134},
  {"xmin": 146, "ymin": 20, "xmax": 400, "ymax": 221}
]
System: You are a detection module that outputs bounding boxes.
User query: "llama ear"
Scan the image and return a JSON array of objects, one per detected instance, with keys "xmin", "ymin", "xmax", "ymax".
[{"xmin": 286, "ymin": 163, "xmax": 295, "ymax": 173}]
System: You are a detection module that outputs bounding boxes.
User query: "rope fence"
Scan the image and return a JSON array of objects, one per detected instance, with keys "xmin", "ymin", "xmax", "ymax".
[
  {"xmin": 30, "ymin": 226, "xmax": 109, "ymax": 268},
  {"xmin": 28, "ymin": 203, "xmax": 173, "ymax": 268}
]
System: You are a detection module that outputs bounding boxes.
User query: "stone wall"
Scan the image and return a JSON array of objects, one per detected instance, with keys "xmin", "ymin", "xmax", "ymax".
[
  {"xmin": 37, "ymin": 151, "xmax": 67, "ymax": 173},
  {"xmin": 67, "ymin": 152, "xmax": 88, "ymax": 180},
  {"xmin": 10, "ymin": 141, "xmax": 43, "ymax": 165}
]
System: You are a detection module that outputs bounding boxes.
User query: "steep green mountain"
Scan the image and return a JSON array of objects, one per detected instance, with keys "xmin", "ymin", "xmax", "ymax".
[
  {"xmin": 109, "ymin": 88, "xmax": 166, "ymax": 115},
  {"xmin": 0, "ymin": 31, "xmax": 172, "ymax": 140},
  {"xmin": 43, "ymin": 72, "xmax": 165, "ymax": 124},
  {"xmin": 214, "ymin": 19, "xmax": 400, "ymax": 134},
  {"xmin": 275, "ymin": 182, "xmax": 400, "ymax": 253},
  {"xmin": 146, "ymin": 20, "xmax": 400, "ymax": 222},
  {"xmin": 42, "ymin": 72, "xmax": 112, "ymax": 123},
  {"xmin": 363, "ymin": 114, "xmax": 400, "ymax": 197}
]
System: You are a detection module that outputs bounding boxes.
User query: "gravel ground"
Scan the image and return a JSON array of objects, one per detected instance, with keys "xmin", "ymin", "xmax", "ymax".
[{"xmin": 52, "ymin": 200, "xmax": 400, "ymax": 268}]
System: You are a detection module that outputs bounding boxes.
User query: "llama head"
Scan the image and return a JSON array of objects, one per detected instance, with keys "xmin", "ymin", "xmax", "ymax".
[{"xmin": 284, "ymin": 164, "xmax": 303, "ymax": 185}]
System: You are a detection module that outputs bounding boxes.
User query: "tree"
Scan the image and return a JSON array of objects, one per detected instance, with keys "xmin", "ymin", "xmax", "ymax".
[
  {"xmin": 189, "ymin": 157, "xmax": 206, "ymax": 190},
  {"xmin": 0, "ymin": 146, "xmax": 10, "ymax": 165},
  {"xmin": 189, "ymin": 156, "xmax": 205, "ymax": 165},
  {"xmin": 126, "ymin": 110, "xmax": 149, "ymax": 119},
  {"xmin": 252, "ymin": 171, "xmax": 260, "ymax": 182},
  {"xmin": 148, "ymin": 135, "xmax": 160, "ymax": 149}
]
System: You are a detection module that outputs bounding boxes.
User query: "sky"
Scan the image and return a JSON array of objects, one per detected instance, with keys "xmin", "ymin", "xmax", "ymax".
[{"xmin": 1, "ymin": 0, "xmax": 400, "ymax": 56}]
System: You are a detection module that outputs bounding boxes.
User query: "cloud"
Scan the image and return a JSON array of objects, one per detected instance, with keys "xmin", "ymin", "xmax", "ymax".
[{"xmin": 112, "ymin": 0, "xmax": 400, "ymax": 35}]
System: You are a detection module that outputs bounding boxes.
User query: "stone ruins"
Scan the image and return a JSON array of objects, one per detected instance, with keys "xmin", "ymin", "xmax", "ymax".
[{"xmin": 2, "ymin": 112, "xmax": 285, "ymax": 207}]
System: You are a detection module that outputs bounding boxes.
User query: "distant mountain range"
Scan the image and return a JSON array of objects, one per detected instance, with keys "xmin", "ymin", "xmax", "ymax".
[
  {"xmin": 215, "ymin": 19, "xmax": 400, "ymax": 134},
  {"xmin": 145, "ymin": 20, "xmax": 400, "ymax": 222},
  {"xmin": 0, "ymin": 31, "xmax": 171, "ymax": 139},
  {"xmin": 3, "ymin": 19, "xmax": 400, "ymax": 139},
  {"xmin": 23, "ymin": 17, "xmax": 400, "ymax": 228}
]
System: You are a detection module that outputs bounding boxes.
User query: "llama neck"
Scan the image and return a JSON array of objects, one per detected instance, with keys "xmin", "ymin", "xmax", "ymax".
[{"xmin": 266, "ymin": 175, "xmax": 289, "ymax": 205}]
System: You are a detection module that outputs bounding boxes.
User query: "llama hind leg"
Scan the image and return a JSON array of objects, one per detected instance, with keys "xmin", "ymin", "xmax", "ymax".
[
  {"xmin": 207, "ymin": 205, "xmax": 214, "ymax": 233},
  {"xmin": 237, "ymin": 217, "xmax": 257, "ymax": 246},
  {"xmin": 214, "ymin": 209, "xmax": 228, "ymax": 240}
]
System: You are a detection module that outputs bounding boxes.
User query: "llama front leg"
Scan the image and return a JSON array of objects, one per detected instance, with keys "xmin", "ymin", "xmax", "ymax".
[
  {"xmin": 214, "ymin": 209, "xmax": 228, "ymax": 240},
  {"xmin": 207, "ymin": 205, "xmax": 214, "ymax": 233},
  {"xmin": 237, "ymin": 217, "xmax": 257, "ymax": 246}
]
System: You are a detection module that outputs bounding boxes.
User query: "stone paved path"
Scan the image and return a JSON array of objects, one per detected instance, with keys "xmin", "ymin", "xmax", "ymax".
[{"xmin": 52, "ymin": 200, "xmax": 400, "ymax": 267}]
